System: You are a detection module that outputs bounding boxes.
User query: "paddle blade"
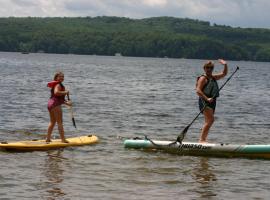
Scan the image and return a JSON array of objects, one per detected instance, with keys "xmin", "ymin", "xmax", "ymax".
[
  {"xmin": 67, "ymin": 95, "xmax": 76, "ymax": 129},
  {"xmin": 176, "ymin": 125, "xmax": 190, "ymax": 143},
  {"xmin": 72, "ymin": 117, "xmax": 77, "ymax": 128}
]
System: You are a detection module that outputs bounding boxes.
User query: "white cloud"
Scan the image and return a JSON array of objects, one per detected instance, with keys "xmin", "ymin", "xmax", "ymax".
[
  {"xmin": 11, "ymin": 0, "xmax": 37, "ymax": 7},
  {"xmin": 0, "ymin": 0, "xmax": 269, "ymax": 28},
  {"xmin": 143, "ymin": 0, "xmax": 168, "ymax": 7}
]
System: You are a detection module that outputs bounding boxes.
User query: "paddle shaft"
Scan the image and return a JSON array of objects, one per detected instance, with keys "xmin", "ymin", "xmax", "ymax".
[
  {"xmin": 177, "ymin": 66, "xmax": 239, "ymax": 143},
  {"xmin": 67, "ymin": 94, "xmax": 77, "ymax": 128}
]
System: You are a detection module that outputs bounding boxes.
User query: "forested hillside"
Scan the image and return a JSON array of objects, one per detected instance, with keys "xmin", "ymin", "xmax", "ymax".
[{"xmin": 1, "ymin": 16, "xmax": 270, "ymax": 61}]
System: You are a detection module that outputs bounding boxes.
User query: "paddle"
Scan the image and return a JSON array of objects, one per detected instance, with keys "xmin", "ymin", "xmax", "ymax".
[
  {"xmin": 175, "ymin": 66, "xmax": 239, "ymax": 144},
  {"xmin": 67, "ymin": 94, "xmax": 77, "ymax": 128}
]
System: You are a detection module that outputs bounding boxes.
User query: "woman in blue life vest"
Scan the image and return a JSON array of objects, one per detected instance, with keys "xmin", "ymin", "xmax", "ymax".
[{"xmin": 196, "ymin": 59, "xmax": 228, "ymax": 143}]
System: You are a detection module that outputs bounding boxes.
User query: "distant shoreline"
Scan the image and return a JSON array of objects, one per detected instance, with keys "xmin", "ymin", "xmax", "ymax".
[{"xmin": 1, "ymin": 16, "xmax": 270, "ymax": 61}]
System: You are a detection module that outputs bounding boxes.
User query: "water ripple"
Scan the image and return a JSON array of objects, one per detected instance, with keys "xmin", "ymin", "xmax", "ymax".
[{"xmin": 0, "ymin": 52, "xmax": 270, "ymax": 199}]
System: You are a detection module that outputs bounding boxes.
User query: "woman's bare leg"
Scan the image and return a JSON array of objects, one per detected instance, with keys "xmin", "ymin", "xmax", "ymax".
[
  {"xmin": 54, "ymin": 106, "xmax": 68, "ymax": 143},
  {"xmin": 46, "ymin": 110, "xmax": 56, "ymax": 142},
  {"xmin": 199, "ymin": 108, "xmax": 214, "ymax": 143}
]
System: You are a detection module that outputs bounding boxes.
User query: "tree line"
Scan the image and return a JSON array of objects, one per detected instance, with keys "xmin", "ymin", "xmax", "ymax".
[{"xmin": 0, "ymin": 16, "xmax": 270, "ymax": 61}]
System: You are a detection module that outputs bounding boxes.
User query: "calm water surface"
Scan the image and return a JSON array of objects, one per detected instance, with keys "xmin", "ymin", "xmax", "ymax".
[{"xmin": 0, "ymin": 52, "xmax": 270, "ymax": 199}]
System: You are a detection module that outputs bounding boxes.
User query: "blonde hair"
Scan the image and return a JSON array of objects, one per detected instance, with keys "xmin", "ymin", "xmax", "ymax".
[
  {"xmin": 53, "ymin": 71, "xmax": 64, "ymax": 81},
  {"xmin": 203, "ymin": 61, "xmax": 214, "ymax": 69}
]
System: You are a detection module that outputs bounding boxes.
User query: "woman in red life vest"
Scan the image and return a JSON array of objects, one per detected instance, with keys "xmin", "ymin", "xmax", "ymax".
[
  {"xmin": 196, "ymin": 59, "xmax": 228, "ymax": 143},
  {"xmin": 46, "ymin": 71, "xmax": 71, "ymax": 143}
]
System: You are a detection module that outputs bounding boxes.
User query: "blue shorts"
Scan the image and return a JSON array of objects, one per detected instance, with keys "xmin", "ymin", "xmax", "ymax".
[{"xmin": 198, "ymin": 98, "xmax": 216, "ymax": 111}]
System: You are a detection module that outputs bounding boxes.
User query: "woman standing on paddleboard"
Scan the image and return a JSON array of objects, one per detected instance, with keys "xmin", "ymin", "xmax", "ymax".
[
  {"xmin": 196, "ymin": 59, "xmax": 228, "ymax": 143},
  {"xmin": 46, "ymin": 71, "xmax": 71, "ymax": 143}
]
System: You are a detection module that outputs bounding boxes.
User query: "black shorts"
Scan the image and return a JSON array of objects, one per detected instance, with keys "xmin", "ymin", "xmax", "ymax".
[{"xmin": 198, "ymin": 98, "xmax": 216, "ymax": 111}]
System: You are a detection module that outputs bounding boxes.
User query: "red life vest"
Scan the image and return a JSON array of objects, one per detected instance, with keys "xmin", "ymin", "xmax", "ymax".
[
  {"xmin": 47, "ymin": 81, "xmax": 65, "ymax": 98},
  {"xmin": 47, "ymin": 81, "xmax": 60, "ymax": 88}
]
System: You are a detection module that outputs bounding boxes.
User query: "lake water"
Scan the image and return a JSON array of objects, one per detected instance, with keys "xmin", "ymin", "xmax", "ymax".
[{"xmin": 0, "ymin": 52, "xmax": 269, "ymax": 199}]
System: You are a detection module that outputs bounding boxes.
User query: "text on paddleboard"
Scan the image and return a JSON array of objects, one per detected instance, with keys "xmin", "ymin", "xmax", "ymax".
[{"xmin": 178, "ymin": 144, "xmax": 211, "ymax": 150}]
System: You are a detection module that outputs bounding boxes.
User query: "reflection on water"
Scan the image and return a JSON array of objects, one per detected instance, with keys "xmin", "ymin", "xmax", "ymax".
[
  {"xmin": 42, "ymin": 150, "xmax": 67, "ymax": 200},
  {"xmin": 192, "ymin": 158, "xmax": 217, "ymax": 198}
]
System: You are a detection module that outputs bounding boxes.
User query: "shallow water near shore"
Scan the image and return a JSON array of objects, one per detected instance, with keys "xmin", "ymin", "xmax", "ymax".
[{"xmin": 0, "ymin": 52, "xmax": 270, "ymax": 199}]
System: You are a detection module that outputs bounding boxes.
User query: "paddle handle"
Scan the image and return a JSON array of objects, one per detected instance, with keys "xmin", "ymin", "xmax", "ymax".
[{"xmin": 214, "ymin": 66, "xmax": 239, "ymax": 97}]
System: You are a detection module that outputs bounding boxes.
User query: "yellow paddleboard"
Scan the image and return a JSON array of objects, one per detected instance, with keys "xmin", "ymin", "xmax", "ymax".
[{"xmin": 0, "ymin": 135, "xmax": 98, "ymax": 152}]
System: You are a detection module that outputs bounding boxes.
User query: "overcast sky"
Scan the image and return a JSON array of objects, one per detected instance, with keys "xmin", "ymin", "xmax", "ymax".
[{"xmin": 0, "ymin": 0, "xmax": 269, "ymax": 29}]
